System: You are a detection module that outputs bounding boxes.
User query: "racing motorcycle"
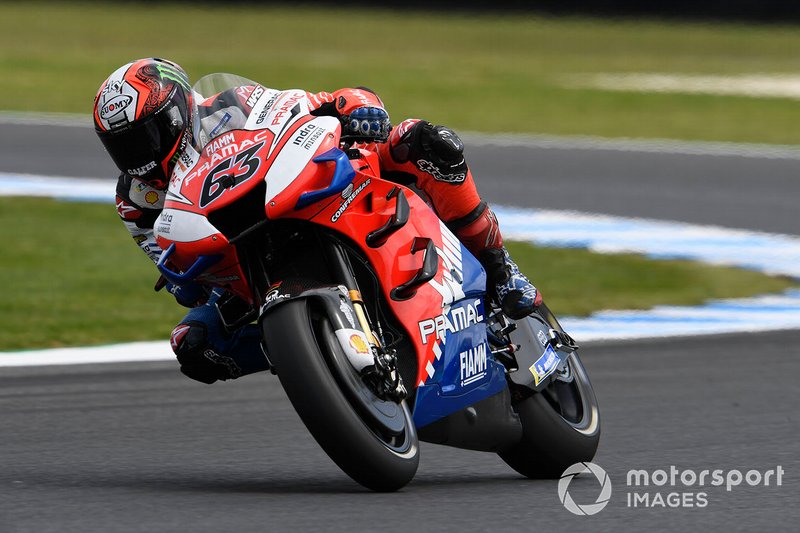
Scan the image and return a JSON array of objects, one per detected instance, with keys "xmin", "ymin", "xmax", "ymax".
[{"xmin": 155, "ymin": 73, "xmax": 600, "ymax": 492}]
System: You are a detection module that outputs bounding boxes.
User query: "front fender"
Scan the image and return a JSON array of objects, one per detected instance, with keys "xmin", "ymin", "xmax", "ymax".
[{"xmin": 258, "ymin": 284, "xmax": 374, "ymax": 371}]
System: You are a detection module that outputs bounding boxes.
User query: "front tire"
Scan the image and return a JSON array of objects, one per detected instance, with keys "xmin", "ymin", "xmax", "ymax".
[{"xmin": 262, "ymin": 299, "xmax": 419, "ymax": 491}]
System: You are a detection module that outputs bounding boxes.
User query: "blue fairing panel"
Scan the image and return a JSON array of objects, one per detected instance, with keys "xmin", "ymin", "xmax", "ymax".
[{"xmin": 412, "ymin": 242, "xmax": 507, "ymax": 428}]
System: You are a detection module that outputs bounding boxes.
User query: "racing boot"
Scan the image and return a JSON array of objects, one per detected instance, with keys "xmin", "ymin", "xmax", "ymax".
[
  {"xmin": 449, "ymin": 201, "xmax": 541, "ymax": 319},
  {"xmin": 480, "ymin": 246, "xmax": 541, "ymax": 319}
]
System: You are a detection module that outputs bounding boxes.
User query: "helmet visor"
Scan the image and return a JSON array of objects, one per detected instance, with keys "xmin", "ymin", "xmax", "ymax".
[{"xmin": 96, "ymin": 87, "xmax": 188, "ymax": 185}]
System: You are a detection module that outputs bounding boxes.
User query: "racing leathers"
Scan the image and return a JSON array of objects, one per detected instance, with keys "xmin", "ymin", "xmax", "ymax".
[{"xmin": 115, "ymin": 85, "xmax": 539, "ymax": 384}]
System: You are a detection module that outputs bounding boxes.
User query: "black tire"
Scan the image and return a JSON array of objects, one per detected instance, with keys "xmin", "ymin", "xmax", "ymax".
[
  {"xmin": 263, "ymin": 299, "xmax": 419, "ymax": 492},
  {"xmin": 498, "ymin": 350, "xmax": 600, "ymax": 478}
]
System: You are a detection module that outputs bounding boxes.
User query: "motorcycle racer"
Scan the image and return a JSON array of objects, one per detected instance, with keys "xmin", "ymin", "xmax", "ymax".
[{"xmin": 94, "ymin": 58, "xmax": 540, "ymax": 384}]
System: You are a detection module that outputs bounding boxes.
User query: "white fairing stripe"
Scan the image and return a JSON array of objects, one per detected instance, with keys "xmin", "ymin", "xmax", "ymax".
[
  {"xmin": 264, "ymin": 115, "xmax": 340, "ymax": 204},
  {"xmin": 153, "ymin": 208, "xmax": 218, "ymax": 243}
]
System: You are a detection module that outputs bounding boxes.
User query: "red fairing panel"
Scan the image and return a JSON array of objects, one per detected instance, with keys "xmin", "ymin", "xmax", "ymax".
[{"xmin": 293, "ymin": 157, "xmax": 458, "ymax": 386}]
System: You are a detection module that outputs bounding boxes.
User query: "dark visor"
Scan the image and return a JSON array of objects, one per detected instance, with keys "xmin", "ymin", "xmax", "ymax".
[{"xmin": 96, "ymin": 87, "xmax": 188, "ymax": 184}]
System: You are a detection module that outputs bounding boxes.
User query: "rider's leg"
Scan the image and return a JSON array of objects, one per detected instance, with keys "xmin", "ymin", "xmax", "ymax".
[
  {"xmin": 170, "ymin": 290, "xmax": 270, "ymax": 384},
  {"xmin": 376, "ymin": 119, "xmax": 540, "ymax": 319}
]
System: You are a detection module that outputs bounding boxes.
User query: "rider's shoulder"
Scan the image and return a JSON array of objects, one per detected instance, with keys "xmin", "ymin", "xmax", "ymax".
[{"xmin": 117, "ymin": 173, "xmax": 166, "ymax": 211}]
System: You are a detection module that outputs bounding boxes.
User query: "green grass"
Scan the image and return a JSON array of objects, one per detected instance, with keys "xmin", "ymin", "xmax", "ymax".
[
  {"xmin": 1, "ymin": 198, "xmax": 795, "ymax": 351},
  {"xmin": 2, "ymin": 198, "xmax": 186, "ymax": 351},
  {"xmin": 4, "ymin": 2, "xmax": 800, "ymax": 143}
]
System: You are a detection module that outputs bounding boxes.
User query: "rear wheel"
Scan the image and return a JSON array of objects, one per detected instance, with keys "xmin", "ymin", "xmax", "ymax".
[
  {"xmin": 499, "ymin": 350, "xmax": 600, "ymax": 478},
  {"xmin": 263, "ymin": 299, "xmax": 419, "ymax": 491}
]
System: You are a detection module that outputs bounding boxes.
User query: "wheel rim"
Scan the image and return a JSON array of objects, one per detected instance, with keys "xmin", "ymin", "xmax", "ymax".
[
  {"xmin": 312, "ymin": 314, "xmax": 418, "ymax": 457},
  {"xmin": 541, "ymin": 352, "xmax": 599, "ymax": 436}
]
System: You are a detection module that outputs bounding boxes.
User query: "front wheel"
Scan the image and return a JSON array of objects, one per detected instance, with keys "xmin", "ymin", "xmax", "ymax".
[
  {"xmin": 498, "ymin": 349, "xmax": 600, "ymax": 478},
  {"xmin": 262, "ymin": 299, "xmax": 419, "ymax": 492}
]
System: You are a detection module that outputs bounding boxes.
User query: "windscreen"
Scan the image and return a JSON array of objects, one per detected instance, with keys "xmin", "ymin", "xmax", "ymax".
[{"xmin": 191, "ymin": 73, "xmax": 260, "ymax": 149}]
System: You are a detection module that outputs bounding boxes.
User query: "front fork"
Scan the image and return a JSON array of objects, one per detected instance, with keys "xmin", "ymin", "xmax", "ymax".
[{"xmin": 322, "ymin": 237, "xmax": 407, "ymax": 401}]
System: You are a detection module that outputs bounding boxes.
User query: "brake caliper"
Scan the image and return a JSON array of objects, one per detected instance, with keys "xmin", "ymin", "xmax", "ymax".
[{"xmin": 362, "ymin": 347, "xmax": 407, "ymax": 402}]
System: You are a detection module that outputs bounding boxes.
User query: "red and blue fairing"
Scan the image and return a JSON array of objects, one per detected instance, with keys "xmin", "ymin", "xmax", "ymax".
[
  {"xmin": 154, "ymin": 76, "xmax": 508, "ymax": 429},
  {"xmin": 410, "ymin": 247, "xmax": 509, "ymax": 428}
]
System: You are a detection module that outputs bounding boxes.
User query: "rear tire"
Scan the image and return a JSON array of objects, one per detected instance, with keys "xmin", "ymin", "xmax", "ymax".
[
  {"xmin": 498, "ymin": 350, "xmax": 600, "ymax": 479},
  {"xmin": 263, "ymin": 299, "xmax": 419, "ymax": 492}
]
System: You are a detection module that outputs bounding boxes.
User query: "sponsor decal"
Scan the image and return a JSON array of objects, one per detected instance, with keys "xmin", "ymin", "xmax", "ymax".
[
  {"xmin": 178, "ymin": 149, "xmax": 195, "ymax": 170},
  {"xmin": 350, "ymin": 89, "xmax": 374, "ymax": 107},
  {"xmin": 102, "ymin": 79, "xmax": 123, "ymax": 95},
  {"xmin": 166, "ymin": 147, "xmax": 198, "ymax": 207},
  {"xmin": 156, "ymin": 211, "xmax": 172, "ymax": 235},
  {"xmin": 537, "ymin": 329, "xmax": 549, "ymax": 347},
  {"xmin": 133, "ymin": 234, "xmax": 147, "ymax": 245},
  {"xmin": 459, "ymin": 343, "xmax": 487, "ymax": 387},
  {"xmin": 331, "ymin": 178, "xmax": 370, "ymax": 222},
  {"xmin": 529, "ymin": 345, "xmax": 560, "ymax": 386},
  {"xmin": 204, "ymin": 132, "xmax": 236, "ymax": 157},
  {"xmin": 255, "ymin": 93, "xmax": 279, "ymax": 125},
  {"xmin": 264, "ymin": 285, "xmax": 290, "ymax": 304},
  {"xmin": 99, "ymin": 94, "xmax": 133, "ymax": 120},
  {"xmin": 126, "ymin": 161, "xmax": 156, "ymax": 176},
  {"xmin": 259, "ymin": 283, "xmax": 291, "ymax": 315},
  {"xmin": 291, "ymin": 123, "xmax": 324, "ymax": 150},
  {"xmin": 208, "ymin": 112, "xmax": 232, "ymax": 139},
  {"xmin": 168, "ymin": 130, "xmax": 191, "ymax": 167},
  {"xmin": 334, "ymin": 328, "xmax": 374, "ymax": 371},
  {"xmin": 144, "ymin": 191, "xmax": 159, "ymax": 205},
  {"xmin": 154, "ymin": 63, "xmax": 190, "ymax": 91},
  {"xmin": 349, "ymin": 334, "xmax": 370, "ymax": 355},
  {"xmin": 418, "ymin": 298, "xmax": 483, "ymax": 345},
  {"xmin": 236, "ymin": 86, "xmax": 251, "ymax": 101},
  {"xmin": 185, "ymin": 130, "xmax": 269, "ymax": 185},
  {"xmin": 246, "ymin": 85, "xmax": 265, "ymax": 108},
  {"xmin": 97, "ymin": 69, "xmax": 139, "ymax": 129},
  {"xmin": 416, "ymin": 159, "xmax": 466, "ymax": 184},
  {"xmin": 339, "ymin": 301, "xmax": 356, "ymax": 328},
  {"xmin": 128, "ymin": 161, "xmax": 156, "ymax": 177},
  {"xmin": 271, "ymin": 94, "xmax": 304, "ymax": 126}
]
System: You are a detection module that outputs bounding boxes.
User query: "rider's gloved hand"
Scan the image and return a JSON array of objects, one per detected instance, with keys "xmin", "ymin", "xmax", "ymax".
[
  {"xmin": 311, "ymin": 87, "xmax": 391, "ymax": 143},
  {"xmin": 344, "ymin": 106, "xmax": 391, "ymax": 143},
  {"xmin": 165, "ymin": 281, "xmax": 208, "ymax": 308}
]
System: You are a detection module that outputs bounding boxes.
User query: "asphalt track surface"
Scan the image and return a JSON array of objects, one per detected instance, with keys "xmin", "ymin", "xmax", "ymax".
[{"xmin": 1, "ymin": 122, "xmax": 799, "ymax": 531}]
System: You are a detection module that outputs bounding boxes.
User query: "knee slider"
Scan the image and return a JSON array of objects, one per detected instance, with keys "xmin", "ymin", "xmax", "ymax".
[
  {"xmin": 170, "ymin": 321, "xmax": 242, "ymax": 384},
  {"xmin": 170, "ymin": 321, "xmax": 207, "ymax": 359}
]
